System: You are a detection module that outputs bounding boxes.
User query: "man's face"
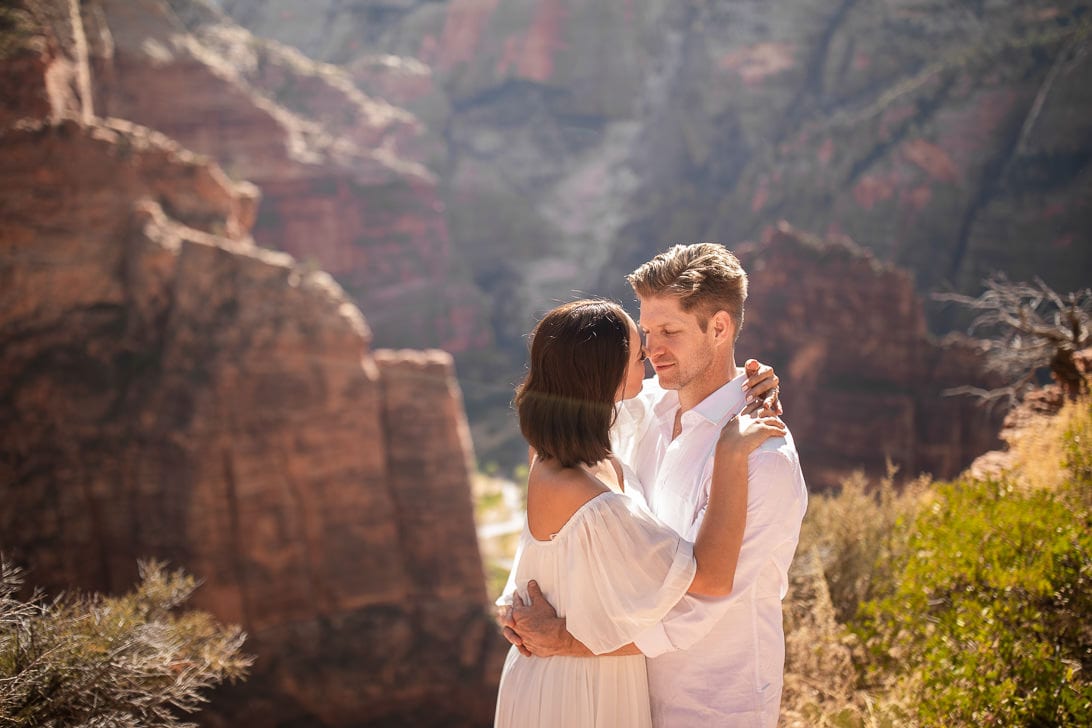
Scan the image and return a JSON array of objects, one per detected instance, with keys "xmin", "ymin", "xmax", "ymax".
[{"xmin": 638, "ymin": 294, "xmax": 721, "ymax": 394}]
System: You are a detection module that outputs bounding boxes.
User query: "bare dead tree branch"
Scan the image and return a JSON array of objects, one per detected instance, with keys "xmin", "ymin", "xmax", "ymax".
[{"xmin": 934, "ymin": 275, "xmax": 1092, "ymax": 406}]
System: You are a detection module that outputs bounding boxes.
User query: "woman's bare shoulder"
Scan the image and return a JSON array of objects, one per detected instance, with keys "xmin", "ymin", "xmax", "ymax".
[{"xmin": 526, "ymin": 462, "xmax": 610, "ymax": 541}]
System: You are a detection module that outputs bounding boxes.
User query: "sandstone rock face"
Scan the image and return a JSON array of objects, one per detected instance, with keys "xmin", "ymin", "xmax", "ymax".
[
  {"xmin": 220, "ymin": 0, "xmax": 1092, "ymax": 317},
  {"xmin": 81, "ymin": 0, "xmax": 487, "ymax": 353},
  {"xmin": 0, "ymin": 0, "xmax": 94, "ymax": 126},
  {"xmin": 0, "ymin": 115, "xmax": 502, "ymax": 727},
  {"xmin": 736, "ymin": 224, "xmax": 1006, "ymax": 489},
  {"xmin": 0, "ymin": 3, "xmax": 503, "ymax": 723}
]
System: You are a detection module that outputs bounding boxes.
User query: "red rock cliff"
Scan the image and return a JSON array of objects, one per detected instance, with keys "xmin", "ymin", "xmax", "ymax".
[
  {"xmin": 0, "ymin": 113, "xmax": 503, "ymax": 727},
  {"xmin": 737, "ymin": 223, "xmax": 1006, "ymax": 490},
  {"xmin": 79, "ymin": 0, "xmax": 487, "ymax": 353},
  {"xmin": 0, "ymin": 2, "xmax": 504, "ymax": 724}
]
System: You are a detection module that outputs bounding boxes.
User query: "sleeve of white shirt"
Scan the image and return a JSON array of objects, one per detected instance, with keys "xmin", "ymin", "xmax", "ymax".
[{"xmin": 633, "ymin": 446, "xmax": 804, "ymax": 657}]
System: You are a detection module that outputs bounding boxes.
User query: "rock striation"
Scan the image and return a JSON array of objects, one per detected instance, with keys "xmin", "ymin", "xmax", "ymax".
[{"xmin": 736, "ymin": 223, "xmax": 1006, "ymax": 489}]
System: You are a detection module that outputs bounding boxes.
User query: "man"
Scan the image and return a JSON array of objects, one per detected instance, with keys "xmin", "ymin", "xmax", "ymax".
[{"xmin": 502, "ymin": 243, "xmax": 808, "ymax": 727}]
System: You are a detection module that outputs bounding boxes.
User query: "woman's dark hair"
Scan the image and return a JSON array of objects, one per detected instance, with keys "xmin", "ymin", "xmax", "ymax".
[{"xmin": 515, "ymin": 299, "xmax": 631, "ymax": 468}]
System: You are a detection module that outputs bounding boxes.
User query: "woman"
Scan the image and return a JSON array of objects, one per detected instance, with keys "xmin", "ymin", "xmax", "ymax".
[{"xmin": 494, "ymin": 299, "xmax": 785, "ymax": 728}]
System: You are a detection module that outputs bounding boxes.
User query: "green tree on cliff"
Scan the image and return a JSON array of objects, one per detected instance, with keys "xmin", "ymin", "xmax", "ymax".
[{"xmin": 0, "ymin": 559, "xmax": 251, "ymax": 727}]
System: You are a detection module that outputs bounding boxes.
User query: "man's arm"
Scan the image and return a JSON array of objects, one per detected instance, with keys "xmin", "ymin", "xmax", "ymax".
[{"xmin": 501, "ymin": 580, "xmax": 642, "ymax": 657}]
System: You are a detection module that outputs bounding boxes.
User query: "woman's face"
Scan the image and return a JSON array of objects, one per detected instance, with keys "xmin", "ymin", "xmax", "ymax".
[{"xmin": 615, "ymin": 317, "xmax": 648, "ymax": 402}]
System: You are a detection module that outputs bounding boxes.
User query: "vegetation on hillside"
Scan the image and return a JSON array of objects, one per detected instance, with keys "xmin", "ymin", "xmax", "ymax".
[
  {"xmin": 0, "ymin": 560, "xmax": 251, "ymax": 727},
  {"xmin": 783, "ymin": 396, "xmax": 1092, "ymax": 727}
]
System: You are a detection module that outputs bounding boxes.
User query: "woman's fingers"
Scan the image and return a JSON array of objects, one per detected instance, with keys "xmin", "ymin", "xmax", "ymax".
[
  {"xmin": 750, "ymin": 416, "xmax": 786, "ymax": 438},
  {"xmin": 743, "ymin": 364, "xmax": 778, "ymax": 396},
  {"xmin": 742, "ymin": 362, "xmax": 782, "ymax": 418}
]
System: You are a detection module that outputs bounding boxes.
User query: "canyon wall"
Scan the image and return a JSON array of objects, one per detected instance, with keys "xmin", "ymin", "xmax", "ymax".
[
  {"xmin": 0, "ymin": 1, "xmax": 503, "ymax": 725},
  {"xmin": 220, "ymin": 0, "xmax": 1092, "ymax": 324},
  {"xmin": 218, "ymin": 0, "xmax": 1091, "ymax": 474},
  {"xmin": 82, "ymin": 0, "xmax": 488, "ymax": 352},
  {"xmin": 737, "ymin": 223, "xmax": 1004, "ymax": 488}
]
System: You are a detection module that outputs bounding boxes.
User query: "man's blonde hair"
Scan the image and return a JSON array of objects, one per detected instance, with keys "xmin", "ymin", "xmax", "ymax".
[{"xmin": 626, "ymin": 243, "xmax": 748, "ymax": 337}]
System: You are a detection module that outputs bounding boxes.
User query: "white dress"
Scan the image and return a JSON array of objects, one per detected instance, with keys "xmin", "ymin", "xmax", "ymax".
[{"xmin": 493, "ymin": 474, "xmax": 697, "ymax": 728}]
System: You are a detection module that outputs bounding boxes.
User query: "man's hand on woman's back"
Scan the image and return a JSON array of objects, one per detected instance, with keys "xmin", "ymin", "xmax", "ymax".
[{"xmin": 501, "ymin": 580, "xmax": 584, "ymax": 657}]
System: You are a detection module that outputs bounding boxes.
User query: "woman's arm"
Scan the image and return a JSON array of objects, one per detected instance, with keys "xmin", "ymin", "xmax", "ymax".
[{"xmin": 687, "ymin": 414, "xmax": 784, "ymax": 596}]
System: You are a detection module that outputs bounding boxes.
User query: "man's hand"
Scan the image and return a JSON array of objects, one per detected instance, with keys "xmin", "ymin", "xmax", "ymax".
[
  {"xmin": 741, "ymin": 359, "xmax": 783, "ymax": 417},
  {"xmin": 498, "ymin": 602, "xmax": 532, "ymax": 657},
  {"xmin": 496, "ymin": 603, "xmax": 531, "ymax": 657},
  {"xmin": 501, "ymin": 580, "xmax": 583, "ymax": 657}
]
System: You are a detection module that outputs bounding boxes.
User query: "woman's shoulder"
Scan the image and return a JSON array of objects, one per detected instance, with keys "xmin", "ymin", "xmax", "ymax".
[
  {"xmin": 527, "ymin": 462, "xmax": 609, "ymax": 506},
  {"xmin": 526, "ymin": 462, "xmax": 611, "ymax": 541}
]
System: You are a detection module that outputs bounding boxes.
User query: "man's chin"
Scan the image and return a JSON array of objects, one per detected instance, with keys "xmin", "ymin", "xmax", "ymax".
[{"xmin": 654, "ymin": 373, "xmax": 680, "ymax": 390}]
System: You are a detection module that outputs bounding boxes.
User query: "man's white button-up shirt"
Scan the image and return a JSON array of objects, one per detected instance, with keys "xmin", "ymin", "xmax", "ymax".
[{"xmin": 611, "ymin": 374, "xmax": 808, "ymax": 728}]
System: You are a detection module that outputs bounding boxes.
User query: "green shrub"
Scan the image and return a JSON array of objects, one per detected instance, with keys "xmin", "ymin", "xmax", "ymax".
[
  {"xmin": 856, "ymin": 474, "xmax": 1092, "ymax": 726},
  {"xmin": 0, "ymin": 559, "xmax": 252, "ymax": 727},
  {"xmin": 1063, "ymin": 399, "xmax": 1092, "ymax": 492}
]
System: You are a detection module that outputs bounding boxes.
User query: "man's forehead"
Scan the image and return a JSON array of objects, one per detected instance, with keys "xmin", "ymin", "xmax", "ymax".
[{"xmin": 637, "ymin": 295, "xmax": 692, "ymax": 328}]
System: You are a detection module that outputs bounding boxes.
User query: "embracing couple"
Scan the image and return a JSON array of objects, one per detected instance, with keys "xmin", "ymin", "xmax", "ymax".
[{"xmin": 494, "ymin": 243, "xmax": 808, "ymax": 727}]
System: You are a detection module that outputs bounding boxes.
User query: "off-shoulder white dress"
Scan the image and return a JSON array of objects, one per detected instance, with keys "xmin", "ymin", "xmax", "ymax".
[{"xmin": 493, "ymin": 476, "xmax": 696, "ymax": 728}]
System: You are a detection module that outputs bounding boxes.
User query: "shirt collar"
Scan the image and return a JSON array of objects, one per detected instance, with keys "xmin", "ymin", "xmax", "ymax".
[
  {"xmin": 647, "ymin": 371, "xmax": 748, "ymax": 425},
  {"xmin": 650, "ymin": 384, "xmax": 680, "ymax": 420},
  {"xmin": 690, "ymin": 371, "xmax": 748, "ymax": 424}
]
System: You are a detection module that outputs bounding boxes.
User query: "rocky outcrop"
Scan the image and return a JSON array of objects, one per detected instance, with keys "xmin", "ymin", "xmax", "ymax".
[
  {"xmin": 969, "ymin": 349, "xmax": 1092, "ymax": 480},
  {"xmin": 76, "ymin": 0, "xmax": 487, "ymax": 353},
  {"xmin": 736, "ymin": 223, "xmax": 1006, "ymax": 489},
  {"xmin": 0, "ymin": 3, "xmax": 503, "ymax": 722},
  {"xmin": 0, "ymin": 113, "xmax": 502, "ymax": 727}
]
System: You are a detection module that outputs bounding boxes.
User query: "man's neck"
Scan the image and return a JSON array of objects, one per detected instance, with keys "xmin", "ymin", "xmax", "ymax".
[{"xmin": 677, "ymin": 360, "xmax": 742, "ymax": 412}]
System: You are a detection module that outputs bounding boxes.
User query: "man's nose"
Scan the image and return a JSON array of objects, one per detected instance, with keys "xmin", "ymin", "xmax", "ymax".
[{"xmin": 644, "ymin": 335, "xmax": 664, "ymax": 357}]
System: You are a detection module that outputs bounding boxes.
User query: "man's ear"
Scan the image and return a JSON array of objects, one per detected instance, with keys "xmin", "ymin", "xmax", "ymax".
[{"xmin": 710, "ymin": 310, "xmax": 735, "ymax": 345}]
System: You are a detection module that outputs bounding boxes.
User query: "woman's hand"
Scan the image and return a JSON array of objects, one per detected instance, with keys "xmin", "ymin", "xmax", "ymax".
[
  {"xmin": 717, "ymin": 412, "xmax": 786, "ymax": 456},
  {"xmin": 741, "ymin": 359, "xmax": 782, "ymax": 417}
]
